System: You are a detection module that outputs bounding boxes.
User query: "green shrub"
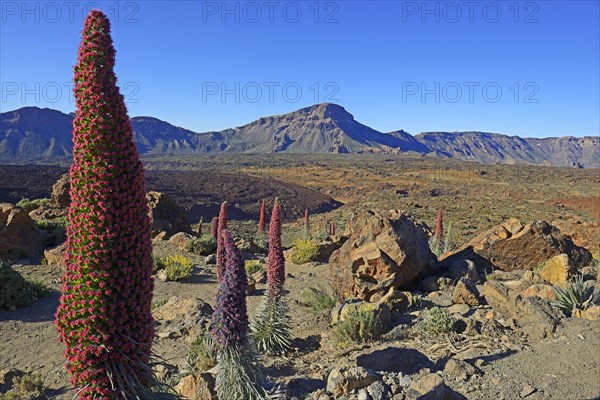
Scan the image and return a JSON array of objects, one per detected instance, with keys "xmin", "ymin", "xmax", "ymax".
[
  {"xmin": 187, "ymin": 334, "xmax": 217, "ymax": 373},
  {"xmin": 334, "ymin": 303, "xmax": 385, "ymax": 347},
  {"xmin": 254, "ymin": 233, "xmax": 268, "ymax": 253},
  {"xmin": 0, "ymin": 262, "xmax": 51, "ymax": 309},
  {"xmin": 0, "ymin": 372, "xmax": 45, "ymax": 399},
  {"xmin": 289, "ymin": 239, "xmax": 319, "ymax": 264},
  {"xmin": 417, "ymin": 307, "xmax": 456, "ymax": 337},
  {"xmin": 36, "ymin": 217, "xmax": 68, "ymax": 246},
  {"xmin": 245, "ymin": 260, "xmax": 264, "ymax": 276},
  {"xmin": 13, "ymin": 372, "xmax": 44, "ymax": 392},
  {"xmin": 551, "ymin": 275, "xmax": 599, "ymax": 316},
  {"xmin": 301, "ymin": 286, "xmax": 336, "ymax": 315},
  {"xmin": 163, "ymin": 254, "xmax": 193, "ymax": 281},
  {"xmin": 185, "ymin": 235, "xmax": 217, "ymax": 256},
  {"xmin": 153, "ymin": 254, "xmax": 166, "ymax": 272},
  {"xmin": 151, "ymin": 299, "xmax": 168, "ymax": 310},
  {"xmin": 16, "ymin": 198, "xmax": 49, "ymax": 213}
]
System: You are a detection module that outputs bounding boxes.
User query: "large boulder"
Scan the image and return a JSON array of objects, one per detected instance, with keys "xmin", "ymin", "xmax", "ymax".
[
  {"xmin": 146, "ymin": 191, "xmax": 192, "ymax": 239},
  {"xmin": 330, "ymin": 209, "xmax": 434, "ymax": 301},
  {"xmin": 0, "ymin": 203, "xmax": 43, "ymax": 261},
  {"xmin": 444, "ymin": 219, "xmax": 592, "ymax": 272}
]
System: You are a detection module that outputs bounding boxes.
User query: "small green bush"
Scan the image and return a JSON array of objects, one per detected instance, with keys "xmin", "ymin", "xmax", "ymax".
[
  {"xmin": 417, "ymin": 307, "xmax": 456, "ymax": 337},
  {"xmin": 334, "ymin": 303, "xmax": 385, "ymax": 347},
  {"xmin": 36, "ymin": 216, "xmax": 68, "ymax": 246},
  {"xmin": 187, "ymin": 334, "xmax": 217, "ymax": 373},
  {"xmin": 551, "ymin": 275, "xmax": 599, "ymax": 316},
  {"xmin": 16, "ymin": 198, "xmax": 49, "ymax": 213},
  {"xmin": 185, "ymin": 235, "xmax": 217, "ymax": 256},
  {"xmin": 0, "ymin": 372, "xmax": 45, "ymax": 399},
  {"xmin": 245, "ymin": 260, "xmax": 264, "ymax": 276},
  {"xmin": 301, "ymin": 286, "xmax": 336, "ymax": 315},
  {"xmin": 153, "ymin": 254, "xmax": 166, "ymax": 272},
  {"xmin": 289, "ymin": 239, "xmax": 320, "ymax": 264},
  {"xmin": 0, "ymin": 262, "xmax": 51, "ymax": 309},
  {"xmin": 254, "ymin": 233, "xmax": 268, "ymax": 253},
  {"xmin": 163, "ymin": 254, "xmax": 193, "ymax": 281},
  {"xmin": 151, "ymin": 299, "xmax": 168, "ymax": 310}
]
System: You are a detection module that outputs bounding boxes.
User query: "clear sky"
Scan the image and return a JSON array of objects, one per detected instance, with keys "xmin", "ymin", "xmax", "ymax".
[{"xmin": 1, "ymin": 0, "xmax": 598, "ymax": 138}]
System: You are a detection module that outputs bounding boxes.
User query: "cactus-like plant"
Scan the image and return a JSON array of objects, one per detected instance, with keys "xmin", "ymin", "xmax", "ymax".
[
  {"xmin": 330, "ymin": 220, "xmax": 336, "ymax": 236},
  {"xmin": 551, "ymin": 275, "xmax": 600, "ymax": 316},
  {"xmin": 210, "ymin": 216, "xmax": 219, "ymax": 238},
  {"xmin": 54, "ymin": 10, "xmax": 169, "ymax": 399},
  {"xmin": 258, "ymin": 199, "xmax": 266, "ymax": 234},
  {"xmin": 211, "ymin": 229, "xmax": 268, "ymax": 400},
  {"xmin": 443, "ymin": 221, "xmax": 455, "ymax": 254},
  {"xmin": 197, "ymin": 216, "xmax": 203, "ymax": 237},
  {"xmin": 251, "ymin": 199, "xmax": 292, "ymax": 355},
  {"xmin": 216, "ymin": 201, "xmax": 228, "ymax": 282}
]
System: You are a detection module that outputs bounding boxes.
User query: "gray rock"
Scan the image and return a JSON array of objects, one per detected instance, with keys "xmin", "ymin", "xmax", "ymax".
[
  {"xmin": 448, "ymin": 259, "xmax": 480, "ymax": 282},
  {"xmin": 443, "ymin": 359, "xmax": 476, "ymax": 381},
  {"xmin": 367, "ymin": 380, "xmax": 391, "ymax": 400}
]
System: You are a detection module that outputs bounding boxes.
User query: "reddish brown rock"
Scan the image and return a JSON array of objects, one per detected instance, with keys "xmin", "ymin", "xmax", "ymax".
[
  {"xmin": 147, "ymin": 191, "xmax": 192, "ymax": 239},
  {"xmin": 330, "ymin": 209, "xmax": 434, "ymax": 301},
  {"xmin": 0, "ymin": 203, "xmax": 43, "ymax": 261},
  {"xmin": 522, "ymin": 284, "xmax": 556, "ymax": 300},
  {"xmin": 446, "ymin": 219, "xmax": 591, "ymax": 272},
  {"xmin": 51, "ymin": 173, "xmax": 70, "ymax": 207}
]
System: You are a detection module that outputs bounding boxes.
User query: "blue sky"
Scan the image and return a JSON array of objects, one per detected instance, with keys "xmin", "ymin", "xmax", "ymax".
[{"xmin": 1, "ymin": 0, "xmax": 598, "ymax": 137}]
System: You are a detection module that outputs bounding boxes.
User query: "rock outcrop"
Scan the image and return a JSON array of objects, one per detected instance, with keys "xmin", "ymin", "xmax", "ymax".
[
  {"xmin": 51, "ymin": 173, "xmax": 70, "ymax": 207},
  {"xmin": 147, "ymin": 191, "xmax": 192, "ymax": 239},
  {"xmin": 330, "ymin": 209, "xmax": 434, "ymax": 301},
  {"xmin": 444, "ymin": 219, "xmax": 592, "ymax": 272}
]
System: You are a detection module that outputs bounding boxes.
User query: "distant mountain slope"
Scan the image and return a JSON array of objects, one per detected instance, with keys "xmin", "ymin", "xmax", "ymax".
[
  {"xmin": 1, "ymin": 105, "xmax": 598, "ymax": 168},
  {"xmin": 416, "ymin": 131, "xmax": 599, "ymax": 168},
  {"xmin": 193, "ymin": 103, "xmax": 426, "ymax": 154},
  {"xmin": 0, "ymin": 107, "xmax": 73, "ymax": 159}
]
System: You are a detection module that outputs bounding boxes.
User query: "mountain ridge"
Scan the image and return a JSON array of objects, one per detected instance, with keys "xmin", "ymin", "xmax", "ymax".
[{"xmin": 1, "ymin": 104, "xmax": 598, "ymax": 168}]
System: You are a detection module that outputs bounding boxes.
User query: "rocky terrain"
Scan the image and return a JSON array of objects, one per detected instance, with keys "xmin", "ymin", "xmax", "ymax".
[
  {"xmin": 0, "ymin": 158, "xmax": 599, "ymax": 400},
  {"xmin": 2, "ymin": 105, "xmax": 598, "ymax": 167}
]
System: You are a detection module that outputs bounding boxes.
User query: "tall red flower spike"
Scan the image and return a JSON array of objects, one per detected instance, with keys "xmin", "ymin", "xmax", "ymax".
[
  {"xmin": 258, "ymin": 199, "xmax": 266, "ymax": 234},
  {"xmin": 435, "ymin": 209, "xmax": 443, "ymax": 241},
  {"xmin": 267, "ymin": 199, "xmax": 285, "ymax": 298},
  {"xmin": 330, "ymin": 221, "xmax": 336, "ymax": 236},
  {"xmin": 210, "ymin": 216, "xmax": 219, "ymax": 238},
  {"xmin": 216, "ymin": 201, "xmax": 228, "ymax": 281},
  {"xmin": 211, "ymin": 229, "xmax": 249, "ymax": 349},
  {"xmin": 55, "ymin": 10, "xmax": 154, "ymax": 399}
]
